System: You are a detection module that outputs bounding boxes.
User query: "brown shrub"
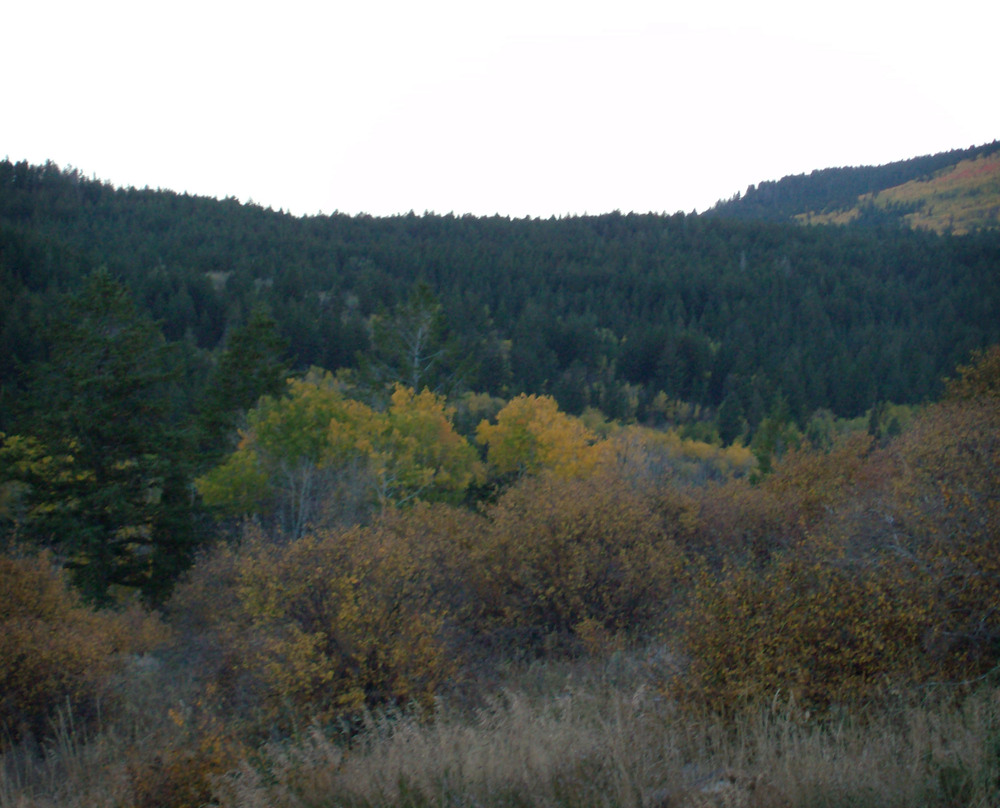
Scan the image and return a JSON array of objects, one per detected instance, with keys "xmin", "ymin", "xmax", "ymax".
[
  {"xmin": 690, "ymin": 433, "xmax": 875, "ymax": 566},
  {"xmin": 168, "ymin": 506, "xmax": 482, "ymax": 728},
  {"xmin": 127, "ymin": 706, "xmax": 245, "ymax": 808},
  {"xmin": 675, "ymin": 386, "xmax": 1000, "ymax": 712},
  {"xmin": 0, "ymin": 552, "xmax": 168, "ymax": 744},
  {"xmin": 470, "ymin": 468, "xmax": 684, "ymax": 649},
  {"xmin": 675, "ymin": 538, "xmax": 932, "ymax": 711}
]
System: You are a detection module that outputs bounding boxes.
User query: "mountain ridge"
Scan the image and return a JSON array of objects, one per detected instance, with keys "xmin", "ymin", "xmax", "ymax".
[
  {"xmin": 794, "ymin": 151, "xmax": 1000, "ymax": 234},
  {"xmin": 706, "ymin": 139, "xmax": 1000, "ymax": 226},
  {"xmin": 2, "ymin": 147, "xmax": 999, "ymax": 433}
]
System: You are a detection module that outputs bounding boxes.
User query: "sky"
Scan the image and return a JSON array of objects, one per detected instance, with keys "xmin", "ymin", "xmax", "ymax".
[{"xmin": 4, "ymin": 0, "xmax": 998, "ymax": 218}]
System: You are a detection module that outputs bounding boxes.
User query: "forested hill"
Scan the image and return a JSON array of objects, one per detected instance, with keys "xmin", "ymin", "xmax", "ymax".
[
  {"xmin": 2, "ymin": 157, "xmax": 999, "ymax": 434},
  {"xmin": 705, "ymin": 139, "xmax": 1000, "ymax": 225}
]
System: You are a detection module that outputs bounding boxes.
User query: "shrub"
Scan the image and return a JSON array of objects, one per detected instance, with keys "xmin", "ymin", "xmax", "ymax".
[
  {"xmin": 675, "ymin": 379, "xmax": 1000, "ymax": 711},
  {"xmin": 675, "ymin": 537, "xmax": 932, "ymax": 711},
  {"xmin": 169, "ymin": 508, "xmax": 478, "ymax": 728},
  {"xmin": 127, "ymin": 705, "xmax": 245, "ymax": 808},
  {"xmin": 0, "ymin": 552, "xmax": 167, "ymax": 744},
  {"xmin": 471, "ymin": 469, "xmax": 683, "ymax": 650}
]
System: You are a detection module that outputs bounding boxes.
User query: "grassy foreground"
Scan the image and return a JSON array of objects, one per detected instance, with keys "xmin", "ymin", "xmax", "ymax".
[{"xmin": 3, "ymin": 651, "xmax": 998, "ymax": 808}]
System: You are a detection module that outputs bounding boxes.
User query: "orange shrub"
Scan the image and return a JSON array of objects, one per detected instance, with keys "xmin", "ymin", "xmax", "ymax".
[
  {"xmin": 675, "ymin": 537, "xmax": 933, "ymax": 711},
  {"xmin": 675, "ymin": 364, "xmax": 1000, "ymax": 711},
  {"xmin": 823, "ymin": 383, "xmax": 1000, "ymax": 681},
  {"xmin": 882, "ymin": 398, "xmax": 1000, "ymax": 676},
  {"xmin": 689, "ymin": 432, "xmax": 875, "ymax": 565},
  {"xmin": 945, "ymin": 344, "xmax": 1000, "ymax": 401},
  {"xmin": 470, "ymin": 469, "xmax": 684, "ymax": 649},
  {"xmin": 0, "ymin": 552, "xmax": 167, "ymax": 744},
  {"xmin": 169, "ymin": 507, "xmax": 481, "ymax": 727}
]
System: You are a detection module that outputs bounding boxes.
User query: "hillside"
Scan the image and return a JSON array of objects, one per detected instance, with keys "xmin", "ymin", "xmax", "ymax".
[
  {"xmin": 796, "ymin": 151, "xmax": 1000, "ymax": 234},
  {"xmin": 2, "ymin": 156, "xmax": 999, "ymax": 436},
  {"xmin": 2, "ymin": 154, "xmax": 1000, "ymax": 808},
  {"xmin": 706, "ymin": 139, "xmax": 1000, "ymax": 226}
]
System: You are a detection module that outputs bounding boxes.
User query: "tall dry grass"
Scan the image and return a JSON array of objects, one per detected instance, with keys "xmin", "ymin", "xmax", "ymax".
[
  {"xmin": 212, "ymin": 658, "xmax": 1000, "ymax": 808},
  {"xmin": 3, "ymin": 652, "xmax": 998, "ymax": 808},
  {"xmin": 0, "ymin": 650, "xmax": 240, "ymax": 808}
]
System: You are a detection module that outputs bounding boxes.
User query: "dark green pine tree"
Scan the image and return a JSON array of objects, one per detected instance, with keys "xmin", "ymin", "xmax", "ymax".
[
  {"xmin": 10, "ymin": 269, "xmax": 200, "ymax": 603},
  {"xmin": 717, "ymin": 391, "xmax": 746, "ymax": 446},
  {"xmin": 197, "ymin": 304, "xmax": 290, "ymax": 458}
]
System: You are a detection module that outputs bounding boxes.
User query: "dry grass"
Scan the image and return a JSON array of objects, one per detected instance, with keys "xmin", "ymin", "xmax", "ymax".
[
  {"xmin": 0, "ymin": 652, "xmax": 233, "ymax": 808},
  {"xmin": 214, "ymin": 658, "xmax": 1000, "ymax": 808},
  {"xmin": 1, "ymin": 705, "xmax": 139, "ymax": 808},
  {"xmin": 3, "ymin": 651, "xmax": 999, "ymax": 808}
]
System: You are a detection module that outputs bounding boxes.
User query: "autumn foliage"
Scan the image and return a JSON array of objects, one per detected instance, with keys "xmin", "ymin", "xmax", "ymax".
[
  {"xmin": 476, "ymin": 393, "xmax": 605, "ymax": 479},
  {"xmin": 169, "ymin": 506, "xmax": 480, "ymax": 727},
  {"xmin": 4, "ymin": 347, "xmax": 1000, "ymax": 808},
  {"xmin": 196, "ymin": 372, "xmax": 482, "ymax": 535},
  {"xmin": 470, "ymin": 468, "xmax": 685, "ymax": 650},
  {"xmin": 674, "ymin": 349, "xmax": 1000, "ymax": 710},
  {"xmin": 0, "ymin": 552, "xmax": 167, "ymax": 744}
]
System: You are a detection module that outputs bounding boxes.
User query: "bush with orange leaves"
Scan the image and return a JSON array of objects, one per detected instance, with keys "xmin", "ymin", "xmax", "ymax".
[
  {"xmin": 823, "ymin": 346, "xmax": 1000, "ymax": 684},
  {"xmin": 126, "ymin": 695, "xmax": 246, "ymax": 808},
  {"xmin": 470, "ymin": 468, "xmax": 685, "ymax": 652},
  {"xmin": 686, "ymin": 431, "xmax": 876, "ymax": 567},
  {"xmin": 880, "ymin": 371, "xmax": 1000, "ymax": 677},
  {"xmin": 675, "ymin": 347, "xmax": 1000, "ymax": 710},
  {"xmin": 170, "ymin": 504, "xmax": 481, "ymax": 728},
  {"xmin": 0, "ymin": 552, "xmax": 168, "ymax": 744},
  {"xmin": 675, "ymin": 537, "xmax": 933, "ymax": 710}
]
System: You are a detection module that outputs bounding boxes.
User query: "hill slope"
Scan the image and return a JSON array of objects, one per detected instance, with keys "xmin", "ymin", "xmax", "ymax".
[
  {"xmin": 706, "ymin": 140, "xmax": 1000, "ymax": 226},
  {"xmin": 2, "ymin": 157, "xmax": 999, "ymax": 433},
  {"xmin": 796, "ymin": 151, "xmax": 1000, "ymax": 234}
]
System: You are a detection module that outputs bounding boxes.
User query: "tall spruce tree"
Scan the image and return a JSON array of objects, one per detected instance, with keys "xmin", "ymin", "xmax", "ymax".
[
  {"xmin": 2, "ymin": 270, "xmax": 199, "ymax": 602},
  {"xmin": 197, "ymin": 304, "xmax": 290, "ymax": 459}
]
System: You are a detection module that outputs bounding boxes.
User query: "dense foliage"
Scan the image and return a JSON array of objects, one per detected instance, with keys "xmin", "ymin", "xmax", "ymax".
[
  {"xmin": 675, "ymin": 347, "xmax": 1000, "ymax": 709},
  {"xmin": 3, "ymin": 156, "xmax": 999, "ymax": 438},
  {"xmin": 0, "ymin": 552, "xmax": 166, "ymax": 743},
  {"xmin": 1, "ymin": 153, "xmax": 999, "ymax": 806}
]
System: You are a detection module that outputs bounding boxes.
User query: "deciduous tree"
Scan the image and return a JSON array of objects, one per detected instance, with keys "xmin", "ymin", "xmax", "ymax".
[
  {"xmin": 196, "ymin": 373, "xmax": 480, "ymax": 535},
  {"xmin": 475, "ymin": 393, "xmax": 603, "ymax": 480}
]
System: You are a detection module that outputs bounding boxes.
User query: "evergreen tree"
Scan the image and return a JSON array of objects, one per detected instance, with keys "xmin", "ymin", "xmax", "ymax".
[
  {"xmin": 197, "ymin": 304, "xmax": 290, "ymax": 458},
  {"xmin": 717, "ymin": 391, "xmax": 746, "ymax": 446},
  {"xmin": 1, "ymin": 270, "xmax": 199, "ymax": 602}
]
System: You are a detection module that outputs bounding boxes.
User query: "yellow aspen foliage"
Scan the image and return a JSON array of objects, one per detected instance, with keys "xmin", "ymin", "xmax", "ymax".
[
  {"xmin": 196, "ymin": 373, "xmax": 480, "ymax": 535},
  {"xmin": 195, "ymin": 372, "xmax": 375, "ymax": 534},
  {"xmin": 192, "ymin": 446, "xmax": 271, "ymax": 517},
  {"xmin": 475, "ymin": 393, "xmax": 604, "ymax": 479},
  {"xmin": 368, "ymin": 385, "xmax": 484, "ymax": 507}
]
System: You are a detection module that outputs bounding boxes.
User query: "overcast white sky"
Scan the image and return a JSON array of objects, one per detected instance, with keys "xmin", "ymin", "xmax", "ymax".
[{"xmin": 4, "ymin": 0, "xmax": 997, "ymax": 218}]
